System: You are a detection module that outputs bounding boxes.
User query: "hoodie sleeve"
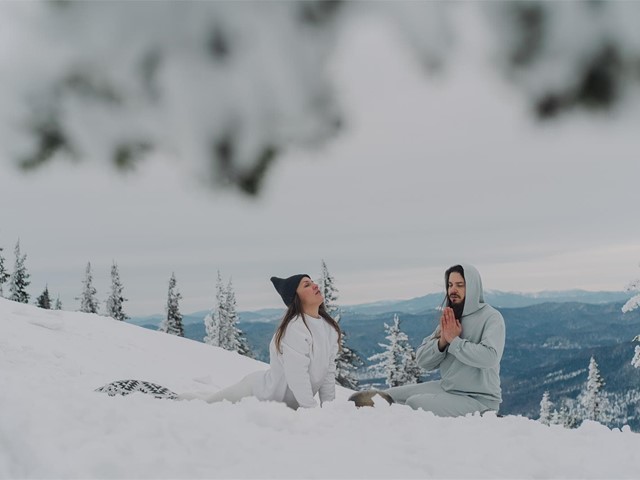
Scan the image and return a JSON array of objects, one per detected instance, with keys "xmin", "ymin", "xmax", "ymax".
[
  {"xmin": 280, "ymin": 321, "xmax": 318, "ymax": 408},
  {"xmin": 318, "ymin": 331, "xmax": 339, "ymax": 405},
  {"xmin": 415, "ymin": 326, "xmax": 447, "ymax": 371},
  {"xmin": 447, "ymin": 312, "xmax": 505, "ymax": 369}
]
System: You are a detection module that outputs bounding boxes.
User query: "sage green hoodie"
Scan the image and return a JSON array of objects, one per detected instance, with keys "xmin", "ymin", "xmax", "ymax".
[{"xmin": 415, "ymin": 264, "xmax": 506, "ymax": 410}]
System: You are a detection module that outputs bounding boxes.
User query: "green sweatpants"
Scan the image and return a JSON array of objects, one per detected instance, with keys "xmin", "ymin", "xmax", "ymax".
[{"xmin": 385, "ymin": 381, "xmax": 492, "ymax": 417}]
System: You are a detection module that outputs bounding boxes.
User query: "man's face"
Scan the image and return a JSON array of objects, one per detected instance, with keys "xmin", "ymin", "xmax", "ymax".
[{"xmin": 447, "ymin": 272, "xmax": 466, "ymax": 305}]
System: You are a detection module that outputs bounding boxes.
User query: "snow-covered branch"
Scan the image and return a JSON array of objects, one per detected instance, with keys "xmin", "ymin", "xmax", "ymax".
[{"xmin": 2, "ymin": 1, "xmax": 640, "ymax": 194}]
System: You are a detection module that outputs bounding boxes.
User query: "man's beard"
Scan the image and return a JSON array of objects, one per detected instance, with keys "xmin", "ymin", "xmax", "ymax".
[{"xmin": 449, "ymin": 299, "xmax": 465, "ymax": 320}]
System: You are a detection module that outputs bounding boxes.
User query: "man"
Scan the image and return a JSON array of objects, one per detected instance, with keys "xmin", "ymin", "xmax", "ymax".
[{"xmin": 350, "ymin": 264, "xmax": 506, "ymax": 417}]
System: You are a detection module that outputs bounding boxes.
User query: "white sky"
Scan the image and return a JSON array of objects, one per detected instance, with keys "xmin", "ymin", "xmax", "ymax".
[{"xmin": 1, "ymin": 10, "xmax": 639, "ymax": 316}]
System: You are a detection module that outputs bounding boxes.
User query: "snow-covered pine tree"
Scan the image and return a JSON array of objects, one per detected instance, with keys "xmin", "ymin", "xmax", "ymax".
[
  {"xmin": 580, "ymin": 356, "xmax": 607, "ymax": 423},
  {"xmin": 36, "ymin": 285, "xmax": 52, "ymax": 309},
  {"xmin": 9, "ymin": 240, "xmax": 30, "ymax": 303},
  {"xmin": 203, "ymin": 272, "xmax": 251, "ymax": 356},
  {"xmin": 319, "ymin": 260, "xmax": 363, "ymax": 389},
  {"xmin": 54, "ymin": 295, "xmax": 63, "ymax": 310},
  {"xmin": 105, "ymin": 261, "xmax": 128, "ymax": 321},
  {"xmin": 550, "ymin": 409, "xmax": 561, "ymax": 426},
  {"xmin": 77, "ymin": 262, "xmax": 99, "ymax": 313},
  {"xmin": 404, "ymin": 347, "xmax": 423, "ymax": 386},
  {"xmin": 622, "ymin": 268, "xmax": 640, "ymax": 369},
  {"xmin": 633, "ymin": 336, "xmax": 640, "ymax": 371},
  {"xmin": 0, "ymin": 242, "xmax": 9, "ymax": 297},
  {"xmin": 218, "ymin": 277, "xmax": 238, "ymax": 351},
  {"xmin": 558, "ymin": 399, "xmax": 580, "ymax": 429},
  {"xmin": 224, "ymin": 278, "xmax": 252, "ymax": 357},
  {"xmin": 202, "ymin": 310, "xmax": 219, "ymax": 346},
  {"xmin": 539, "ymin": 391, "xmax": 553, "ymax": 426},
  {"xmin": 203, "ymin": 271, "xmax": 224, "ymax": 347},
  {"xmin": 334, "ymin": 333, "xmax": 364, "ymax": 390},
  {"xmin": 159, "ymin": 272, "xmax": 184, "ymax": 337},
  {"xmin": 320, "ymin": 260, "xmax": 340, "ymax": 320},
  {"xmin": 368, "ymin": 314, "xmax": 422, "ymax": 388}
]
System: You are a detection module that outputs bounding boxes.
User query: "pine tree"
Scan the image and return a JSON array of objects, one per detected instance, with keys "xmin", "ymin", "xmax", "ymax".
[
  {"xmin": 580, "ymin": 356, "xmax": 606, "ymax": 423},
  {"xmin": 319, "ymin": 260, "xmax": 363, "ymax": 389},
  {"xmin": 0, "ymin": 242, "xmax": 9, "ymax": 297},
  {"xmin": 320, "ymin": 260, "xmax": 340, "ymax": 320},
  {"xmin": 36, "ymin": 285, "xmax": 52, "ymax": 309},
  {"xmin": 368, "ymin": 314, "xmax": 423, "ymax": 388},
  {"xmin": 558, "ymin": 399, "xmax": 580, "ymax": 429},
  {"xmin": 622, "ymin": 270, "xmax": 640, "ymax": 369},
  {"xmin": 632, "ymin": 336, "xmax": 640, "ymax": 370},
  {"xmin": 225, "ymin": 278, "xmax": 252, "ymax": 357},
  {"xmin": 159, "ymin": 272, "xmax": 184, "ymax": 337},
  {"xmin": 539, "ymin": 391, "xmax": 553, "ymax": 425},
  {"xmin": 54, "ymin": 295, "xmax": 63, "ymax": 310},
  {"xmin": 77, "ymin": 262, "xmax": 99, "ymax": 313},
  {"xmin": 218, "ymin": 278, "xmax": 238, "ymax": 351},
  {"xmin": 202, "ymin": 310, "xmax": 219, "ymax": 345},
  {"xmin": 9, "ymin": 240, "xmax": 30, "ymax": 303},
  {"xmin": 203, "ymin": 271, "xmax": 224, "ymax": 347},
  {"xmin": 105, "ymin": 261, "xmax": 128, "ymax": 321},
  {"xmin": 203, "ymin": 272, "xmax": 251, "ymax": 357}
]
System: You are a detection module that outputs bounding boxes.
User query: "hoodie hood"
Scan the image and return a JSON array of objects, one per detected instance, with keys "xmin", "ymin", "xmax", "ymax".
[{"xmin": 450, "ymin": 264, "xmax": 485, "ymax": 317}]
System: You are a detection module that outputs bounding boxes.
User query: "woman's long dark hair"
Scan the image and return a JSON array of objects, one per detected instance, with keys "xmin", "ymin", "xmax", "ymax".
[{"xmin": 274, "ymin": 294, "xmax": 342, "ymax": 354}]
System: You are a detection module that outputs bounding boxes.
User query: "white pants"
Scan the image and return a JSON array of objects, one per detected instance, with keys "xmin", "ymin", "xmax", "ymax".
[
  {"xmin": 178, "ymin": 372, "xmax": 261, "ymax": 404},
  {"xmin": 385, "ymin": 381, "xmax": 491, "ymax": 417}
]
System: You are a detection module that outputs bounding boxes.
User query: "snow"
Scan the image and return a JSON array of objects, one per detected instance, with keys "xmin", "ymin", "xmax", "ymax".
[
  {"xmin": 2, "ymin": 298, "xmax": 639, "ymax": 479},
  {"xmin": 622, "ymin": 293, "xmax": 640, "ymax": 314}
]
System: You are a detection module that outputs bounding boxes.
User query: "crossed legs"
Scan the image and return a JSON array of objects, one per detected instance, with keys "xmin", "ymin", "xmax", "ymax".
[{"xmin": 385, "ymin": 381, "xmax": 490, "ymax": 417}]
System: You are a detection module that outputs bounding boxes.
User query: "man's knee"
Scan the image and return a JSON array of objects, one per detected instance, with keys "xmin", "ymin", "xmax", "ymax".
[
  {"xmin": 405, "ymin": 393, "xmax": 485, "ymax": 417},
  {"xmin": 405, "ymin": 393, "xmax": 434, "ymax": 411}
]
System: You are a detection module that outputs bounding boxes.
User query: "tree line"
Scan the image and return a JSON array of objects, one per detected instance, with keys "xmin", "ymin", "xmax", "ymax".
[
  {"xmin": 538, "ymin": 355, "xmax": 640, "ymax": 430},
  {"xmin": 0, "ymin": 239, "xmax": 370, "ymax": 387},
  {"xmin": 0, "ymin": 238, "xmax": 129, "ymax": 319}
]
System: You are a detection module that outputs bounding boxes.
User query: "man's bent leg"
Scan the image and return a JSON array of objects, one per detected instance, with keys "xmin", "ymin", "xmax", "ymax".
[
  {"xmin": 405, "ymin": 390, "xmax": 490, "ymax": 417},
  {"xmin": 384, "ymin": 381, "xmax": 445, "ymax": 405}
]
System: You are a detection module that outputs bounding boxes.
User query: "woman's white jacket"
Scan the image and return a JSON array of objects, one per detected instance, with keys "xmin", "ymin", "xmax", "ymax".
[{"xmin": 252, "ymin": 314, "xmax": 339, "ymax": 408}]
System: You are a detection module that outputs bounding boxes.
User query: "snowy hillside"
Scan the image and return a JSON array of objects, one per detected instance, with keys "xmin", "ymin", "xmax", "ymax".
[{"xmin": 1, "ymin": 298, "xmax": 639, "ymax": 479}]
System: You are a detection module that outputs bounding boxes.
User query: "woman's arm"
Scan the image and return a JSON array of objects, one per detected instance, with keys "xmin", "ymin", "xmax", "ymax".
[
  {"xmin": 318, "ymin": 333, "xmax": 339, "ymax": 405},
  {"xmin": 281, "ymin": 321, "xmax": 318, "ymax": 408}
]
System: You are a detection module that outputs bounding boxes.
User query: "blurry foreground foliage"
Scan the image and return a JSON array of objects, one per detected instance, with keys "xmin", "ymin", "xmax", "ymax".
[{"xmin": 2, "ymin": 1, "xmax": 639, "ymax": 195}]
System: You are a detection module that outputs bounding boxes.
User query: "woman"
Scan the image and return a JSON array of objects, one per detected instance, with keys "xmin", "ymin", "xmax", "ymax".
[{"xmin": 179, "ymin": 274, "xmax": 341, "ymax": 409}]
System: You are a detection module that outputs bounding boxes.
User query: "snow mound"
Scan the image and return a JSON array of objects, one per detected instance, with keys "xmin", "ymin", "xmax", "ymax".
[{"xmin": 1, "ymin": 298, "xmax": 638, "ymax": 479}]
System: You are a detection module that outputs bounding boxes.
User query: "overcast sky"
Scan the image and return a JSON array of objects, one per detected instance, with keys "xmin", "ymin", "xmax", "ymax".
[{"xmin": 2, "ymin": 10, "xmax": 639, "ymax": 317}]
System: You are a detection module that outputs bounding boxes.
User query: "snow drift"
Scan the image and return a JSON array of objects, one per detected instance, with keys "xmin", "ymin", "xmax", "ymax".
[{"xmin": 1, "ymin": 298, "xmax": 638, "ymax": 479}]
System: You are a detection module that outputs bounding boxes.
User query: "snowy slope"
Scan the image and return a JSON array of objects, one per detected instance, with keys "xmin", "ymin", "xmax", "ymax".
[{"xmin": 1, "ymin": 298, "xmax": 639, "ymax": 479}]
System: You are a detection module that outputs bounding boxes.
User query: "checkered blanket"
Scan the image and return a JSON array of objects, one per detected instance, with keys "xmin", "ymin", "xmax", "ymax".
[{"xmin": 95, "ymin": 379, "xmax": 178, "ymax": 399}]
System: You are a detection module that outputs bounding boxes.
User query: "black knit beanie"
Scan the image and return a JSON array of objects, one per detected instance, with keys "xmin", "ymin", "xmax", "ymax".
[{"xmin": 270, "ymin": 274, "xmax": 309, "ymax": 307}]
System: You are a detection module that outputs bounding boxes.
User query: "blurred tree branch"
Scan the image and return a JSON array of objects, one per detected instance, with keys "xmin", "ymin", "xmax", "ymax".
[{"xmin": 1, "ymin": 1, "xmax": 639, "ymax": 195}]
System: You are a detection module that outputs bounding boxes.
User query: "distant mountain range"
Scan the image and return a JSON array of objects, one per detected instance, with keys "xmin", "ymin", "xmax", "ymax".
[{"xmin": 129, "ymin": 289, "xmax": 632, "ymax": 327}]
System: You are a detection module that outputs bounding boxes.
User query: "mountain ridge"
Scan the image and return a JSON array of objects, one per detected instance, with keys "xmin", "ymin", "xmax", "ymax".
[{"xmin": 128, "ymin": 289, "xmax": 631, "ymax": 326}]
